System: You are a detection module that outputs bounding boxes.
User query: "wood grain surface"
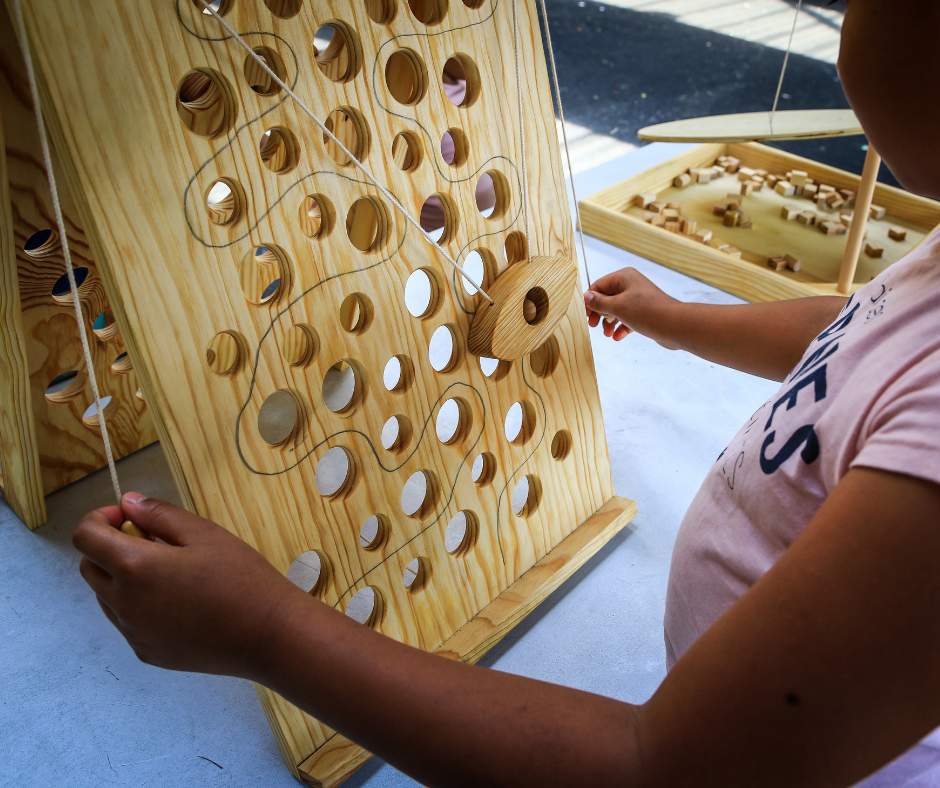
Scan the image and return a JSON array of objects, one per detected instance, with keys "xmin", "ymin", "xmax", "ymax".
[{"xmin": 638, "ymin": 109, "xmax": 863, "ymax": 143}]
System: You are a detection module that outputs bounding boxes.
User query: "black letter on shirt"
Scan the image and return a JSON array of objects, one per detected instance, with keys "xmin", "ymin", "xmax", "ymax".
[
  {"xmin": 760, "ymin": 425, "xmax": 821, "ymax": 474},
  {"xmin": 765, "ymin": 365, "xmax": 828, "ymax": 431}
]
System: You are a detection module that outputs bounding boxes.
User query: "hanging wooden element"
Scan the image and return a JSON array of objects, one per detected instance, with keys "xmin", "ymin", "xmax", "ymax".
[{"xmin": 639, "ymin": 109, "xmax": 863, "ymax": 144}]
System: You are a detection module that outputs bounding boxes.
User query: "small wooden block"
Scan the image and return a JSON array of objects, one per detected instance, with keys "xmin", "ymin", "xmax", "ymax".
[
  {"xmin": 737, "ymin": 166, "xmax": 757, "ymax": 182},
  {"xmin": 790, "ymin": 170, "xmax": 808, "ymax": 187},
  {"xmin": 750, "ymin": 180, "xmax": 764, "ymax": 192},
  {"xmin": 673, "ymin": 173, "xmax": 693, "ymax": 188},
  {"xmin": 725, "ymin": 193, "xmax": 744, "ymax": 206},
  {"xmin": 739, "ymin": 215, "xmax": 753, "ymax": 230},
  {"xmin": 825, "ymin": 192, "xmax": 844, "ymax": 209},
  {"xmin": 784, "ymin": 254, "xmax": 803, "ymax": 272},
  {"xmin": 781, "ymin": 204, "xmax": 800, "ymax": 221},
  {"xmin": 665, "ymin": 202, "xmax": 681, "ymax": 210},
  {"xmin": 664, "ymin": 220, "xmax": 681, "ymax": 233},
  {"xmin": 648, "ymin": 201, "xmax": 665, "ymax": 214},
  {"xmin": 818, "ymin": 184, "xmax": 835, "ymax": 194},
  {"xmin": 694, "ymin": 229, "xmax": 713, "ymax": 244},
  {"xmin": 803, "ymin": 183, "xmax": 819, "ymax": 197},
  {"xmin": 888, "ymin": 226, "xmax": 907, "ymax": 241},
  {"xmin": 681, "ymin": 219, "xmax": 698, "ymax": 235},
  {"xmin": 723, "ymin": 210, "xmax": 740, "ymax": 227},
  {"xmin": 713, "ymin": 203, "xmax": 729, "ymax": 216},
  {"xmin": 649, "ymin": 214, "xmax": 665, "ymax": 227},
  {"xmin": 662, "ymin": 208, "xmax": 680, "ymax": 220},
  {"xmin": 725, "ymin": 246, "xmax": 742, "ymax": 259},
  {"xmin": 740, "ymin": 181, "xmax": 755, "ymax": 196},
  {"xmin": 714, "ymin": 165, "xmax": 727, "ymax": 175},
  {"xmin": 865, "ymin": 241, "xmax": 884, "ymax": 258},
  {"xmin": 725, "ymin": 156, "xmax": 741, "ymax": 173},
  {"xmin": 637, "ymin": 192, "xmax": 658, "ymax": 209},
  {"xmin": 839, "ymin": 189, "xmax": 856, "ymax": 204},
  {"xmin": 643, "ymin": 212, "xmax": 657, "ymax": 223},
  {"xmin": 870, "ymin": 204, "xmax": 887, "ymax": 220},
  {"xmin": 819, "ymin": 220, "xmax": 847, "ymax": 235},
  {"xmin": 797, "ymin": 211, "xmax": 818, "ymax": 226},
  {"xmin": 775, "ymin": 180, "xmax": 795, "ymax": 197},
  {"xmin": 839, "ymin": 212, "xmax": 854, "ymax": 227},
  {"xmin": 768, "ymin": 256, "xmax": 788, "ymax": 271}
]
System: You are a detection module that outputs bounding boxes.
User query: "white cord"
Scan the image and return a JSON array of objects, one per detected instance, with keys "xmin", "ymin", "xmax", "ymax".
[
  {"xmin": 512, "ymin": 0, "xmax": 532, "ymax": 266},
  {"xmin": 197, "ymin": 0, "xmax": 494, "ymax": 303},
  {"xmin": 770, "ymin": 0, "xmax": 803, "ymax": 133},
  {"xmin": 12, "ymin": 0, "xmax": 122, "ymax": 503}
]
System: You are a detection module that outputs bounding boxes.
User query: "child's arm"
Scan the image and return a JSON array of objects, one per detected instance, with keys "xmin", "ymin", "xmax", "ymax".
[
  {"xmin": 584, "ymin": 267, "xmax": 847, "ymax": 381},
  {"xmin": 74, "ymin": 475, "xmax": 940, "ymax": 788}
]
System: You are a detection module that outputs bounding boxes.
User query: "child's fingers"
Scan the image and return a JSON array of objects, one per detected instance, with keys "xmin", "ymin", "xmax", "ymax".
[
  {"xmin": 120, "ymin": 494, "xmax": 213, "ymax": 546},
  {"xmin": 613, "ymin": 324, "xmax": 633, "ymax": 341},
  {"xmin": 79, "ymin": 556, "xmax": 114, "ymax": 595},
  {"xmin": 96, "ymin": 504, "xmax": 127, "ymax": 529},
  {"xmin": 603, "ymin": 318, "xmax": 619, "ymax": 338},
  {"xmin": 73, "ymin": 510, "xmax": 148, "ymax": 572}
]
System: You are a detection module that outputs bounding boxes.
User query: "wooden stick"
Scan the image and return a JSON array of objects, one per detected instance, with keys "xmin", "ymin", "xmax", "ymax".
[{"xmin": 837, "ymin": 145, "xmax": 882, "ymax": 294}]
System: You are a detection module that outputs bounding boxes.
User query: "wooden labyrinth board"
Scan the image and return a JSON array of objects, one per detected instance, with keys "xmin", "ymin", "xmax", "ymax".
[{"xmin": 17, "ymin": 0, "xmax": 637, "ymax": 783}]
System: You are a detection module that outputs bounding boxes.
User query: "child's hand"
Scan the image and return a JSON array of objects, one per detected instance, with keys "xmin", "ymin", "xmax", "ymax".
[
  {"xmin": 584, "ymin": 267, "xmax": 680, "ymax": 346},
  {"xmin": 72, "ymin": 493, "xmax": 303, "ymax": 681}
]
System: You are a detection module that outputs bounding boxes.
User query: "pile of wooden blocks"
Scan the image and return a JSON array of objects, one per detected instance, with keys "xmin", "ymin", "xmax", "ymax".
[
  {"xmin": 714, "ymin": 194, "xmax": 752, "ymax": 229},
  {"xmin": 638, "ymin": 194, "xmax": 713, "ymax": 244}
]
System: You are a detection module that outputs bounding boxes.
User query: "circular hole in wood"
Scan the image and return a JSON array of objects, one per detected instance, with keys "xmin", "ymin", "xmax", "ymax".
[
  {"xmin": 359, "ymin": 514, "xmax": 390, "ymax": 551},
  {"xmin": 243, "ymin": 46, "xmax": 286, "ymax": 96},
  {"xmin": 407, "ymin": 0, "xmax": 448, "ymax": 25},
  {"xmin": 366, "ymin": 0, "xmax": 397, "ymax": 24},
  {"xmin": 240, "ymin": 244, "xmax": 290, "ymax": 305},
  {"xmin": 460, "ymin": 248, "xmax": 495, "ymax": 296},
  {"xmin": 93, "ymin": 310, "xmax": 119, "ymax": 341},
  {"xmin": 391, "ymin": 130, "xmax": 423, "ymax": 172},
  {"xmin": 346, "ymin": 196, "xmax": 389, "ymax": 252},
  {"xmin": 175, "ymin": 68, "xmax": 236, "ymax": 139},
  {"xmin": 339, "ymin": 292, "xmax": 374, "ymax": 334},
  {"xmin": 381, "ymin": 414, "xmax": 412, "ymax": 453},
  {"xmin": 192, "ymin": 0, "xmax": 234, "ymax": 16},
  {"xmin": 110, "ymin": 352, "xmax": 133, "ymax": 376},
  {"xmin": 551, "ymin": 429, "xmax": 572, "ymax": 461},
  {"xmin": 471, "ymin": 451, "xmax": 496, "ymax": 485},
  {"xmin": 420, "ymin": 193, "xmax": 458, "ymax": 244},
  {"xmin": 51, "ymin": 267, "xmax": 88, "ymax": 299},
  {"xmin": 405, "ymin": 268, "xmax": 441, "ymax": 319},
  {"xmin": 82, "ymin": 395, "xmax": 118, "ymax": 429},
  {"xmin": 136, "ymin": 387, "xmax": 145, "ymax": 403},
  {"xmin": 24, "ymin": 228, "xmax": 59, "ymax": 257},
  {"xmin": 259, "ymin": 126, "xmax": 300, "ymax": 174},
  {"xmin": 207, "ymin": 330, "xmax": 246, "ymax": 376},
  {"xmin": 324, "ymin": 106, "xmax": 370, "ymax": 166},
  {"xmin": 45, "ymin": 370, "xmax": 84, "ymax": 403},
  {"xmin": 504, "ymin": 400, "xmax": 536, "ymax": 444},
  {"xmin": 530, "ymin": 335, "xmax": 560, "ymax": 378},
  {"xmin": 442, "ymin": 54, "xmax": 480, "ymax": 107},
  {"xmin": 479, "ymin": 356, "xmax": 511, "ymax": 380},
  {"xmin": 385, "ymin": 48, "xmax": 428, "ymax": 106},
  {"xmin": 263, "ymin": 0, "xmax": 302, "ymax": 18},
  {"xmin": 204, "ymin": 178, "xmax": 244, "ymax": 226},
  {"xmin": 462, "ymin": 0, "xmax": 486, "ymax": 7},
  {"xmin": 428, "ymin": 324, "xmax": 459, "ymax": 373},
  {"xmin": 286, "ymin": 550, "xmax": 331, "ymax": 597},
  {"xmin": 401, "ymin": 469, "xmax": 439, "ymax": 519},
  {"xmin": 504, "ymin": 230, "xmax": 528, "ymax": 265},
  {"xmin": 403, "ymin": 556, "xmax": 431, "ymax": 592},
  {"xmin": 315, "ymin": 446, "xmax": 357, "ymax": 498},
  {"xmin": 257, "ymin": 389, "xmax": 300, "ymax": 446},
  {"xmin": 298, "ymin": 193, "xmax": 335, "ymax": 239},
  {"xmin": 436, "ymin": 397, "xmax": 470, "ymax": 444},
  {"xmin": 445, "ymin": 510, "xmax": 478, "ymax": 556},
  {"xmin": 322, "ymin": 360, "xmax": 363, "ymax": 414},
  {"xmin": 523, "ymin": 286, "xmax": 549, "ymax": 326},
  {"xmin": 314, "ymin": 21, "xmax": 362, "ymax": 83},
  {"xmin": 511, "ymin": 474, "xmax": 542, "ymax": 517},
  {"xmin": 383, "ymin": 354, "xmax": 413, "ymax": 392},
  {"xmin": 440, "ymin": 128, "xmax": 469, "ymax": 167},
  {"xmin": 476, "ymin": 170, "xmax": 509, "ymax": 219},
  {"xmin": 345, "ymin": 586, "xmax": 384, "ymax": 627},
  {"xmin": 283, "ymin": 324, "xmax": 318, "ymax": 367}
]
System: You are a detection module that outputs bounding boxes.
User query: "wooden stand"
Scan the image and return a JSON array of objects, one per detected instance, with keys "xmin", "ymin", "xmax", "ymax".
[{"xmin": 837, "ymin": 146, "xmax": 882, "ymax": 294}]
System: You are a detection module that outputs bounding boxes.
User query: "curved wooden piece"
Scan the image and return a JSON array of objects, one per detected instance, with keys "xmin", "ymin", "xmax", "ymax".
[
  {"xmin": 468, "ymin": 255, "xmax": 577, "ymax": 360},
  {"xmin": 639, "ymin": 109, "xmax": 863, "ymax": 144}
]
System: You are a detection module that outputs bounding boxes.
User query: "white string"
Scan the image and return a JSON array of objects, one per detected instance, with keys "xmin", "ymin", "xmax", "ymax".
[
  {"xmin": 536, "ymin": 0, "xmax": 592, "ymax": 287},
  {"xmin": 770, "ymin": 0, "xmax": 803, "ymax": 132},
  {"xmin": 196, "ymin": 0, "xmax": 494, "ymax": 303},
  {"xmin": 511, "ymin": 0, "xmax": 532, "ymax": 266},
  {"xmin": 12, "ymin": 0, "xmax": 122, "ymax": 503}
]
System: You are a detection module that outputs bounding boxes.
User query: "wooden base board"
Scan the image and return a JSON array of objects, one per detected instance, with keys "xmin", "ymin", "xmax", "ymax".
[{"xmin": 257, "ymin": 494, "xmax": 637, "ymax": 788}]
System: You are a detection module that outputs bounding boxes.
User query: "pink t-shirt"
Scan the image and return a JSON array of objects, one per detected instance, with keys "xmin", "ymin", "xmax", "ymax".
[{"xmin": 664, "ymin": 235, "xmax": 940, "ymax": 786}]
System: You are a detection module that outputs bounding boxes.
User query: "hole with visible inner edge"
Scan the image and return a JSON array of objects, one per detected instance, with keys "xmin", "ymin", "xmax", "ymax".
[
  {"xmin": 51, "ymin": 267, "xmax": 89, "ymax": 300},
  {"xmin": 419, "ymin": 193, "xmax": 458, "ymax": 245},
  {"xmin": 381, "ymin": 414, "xmax": 412, "ymax": 453},
  {"xmin": 25, "ymin": 228, "xmax": 59, "ymax": 257},
  {"xmin": 366, "ymin": 0, "xmax": 397, "ymax": 24},
  {"xmin": 360, "ymin": 514, "xmax": 390, "ymax": 551},
  {"xmin": 263, "ymin": 0, "xmax": 302, "ymax": 19},
  {"xmin": 530, "ymin": 335, "xmax": 560, "ymax": 378},
  {"xmin": 504, "ymin": 400, "xmax": 536, "ymax": 444},
  {"xmin": 346, "ymin": 196, "xmax": 389, "ymax": 253},
  {"xmin": 551, "ymin": 429, "xmax": 573, "ymax": 461},
  {"xmin": 45, "ymin": 370, "xmax": 83, "ymax": 403},
  {"xmin": 257, "ymin": 389, "xmax": 302, "ymax": 446},
  {"xmin": 403, "ymin": 556, "xmax": 431, "ymax": 592},
  {"xmin": 512, "ymin": 474, "xmax": 542, "ymax": 518},
  {"xmin": 283, "ymin": 324, "xmax": 318, "ymax": 367},
  {"xmin": 243, "ymin": 46, "xmax": 286, "ymax": 96},
  {"xmin": 385, "ymin": 48, "xmax": 428, "ymax": 106},
  {"xmin": 479, "ymin": 356, "xmax": 512, "ymax": 380},
  {"xmin": 505, "ymin": 230, "xmax": 528, "ymax": 265},
  {"xmin": 400, "ymin": 469, "xmax": 439, "ymax": 519},
  {"xmin": 440, "ymin": 128, "xmax": 469, "ymax": 167},
  {"xmin": 345, "ymin": 586, "xmax": 384, "ymax": 627},
  {"xmin": 286, "ymin": 550, "xmax": 331, "ymax": 597},
  {"xmin": 93, "ymin": 310, "xmax": 119, "ymax": 342},
  {"xmin": 314, "ymin": 22, "xmax": 362, "ymax": 84},
  {"xmin": 206, "ymin": 330, "xmax": 246, "ymax": 376},
  {"xmin": 324, "ymin": 106, "xmax": 370, "ymax": 166},
  {"xmin": 175, "ymin": 68, "xmax": 236, "ymax": 139},
  {"xmin": 82, "ymin": 395, "xmax": 118, "ymax": 429},
  {"xmin": 405, "ymin": 267, "xmax": 442, "ymax": 319},
  {"xmin": 523, "ymin": 286, "xmax": 549, "ymax": 325},
  {"xmin": 428, "ymin": 324, "xmax": 460, "ymax": 373},
  {"xmin": 298, "ymin": 193, "xmax": 335, "ymax": 239},
  {"xmin": 407, "ymin": 0, "xmax": 448, "ymax": 25},
  {"xmin": 383, "ymin": 354, "xmax": 413, "ymax": 392},
  {"xmin": 392, "ymin": 130, "xmax": 423, "ymax": 172},
  {"xmin": 192, "ymin": 0, "xmax": 234, "ymax": 16},
  {"xmin": 461, "ymin": 248, "xmax": 495, "ymax": 297},
  {"xmin": 205, "ymin": 178, "xmax": 244, "ymax": 226},
  {"xmin": 239, "ymin": 244, "xmax": 291, "ymax": 305},
  {"xmin": 315, "ymin": 446, "xmax": 358, "ymax": 499},
  {"xmin": 471, "ymin": 451, "xmax": 496, "ymax": 486},
  {"xmin": 436, "ymin": 397, "xmax": 471, "ymax": 444},
  {"xmin": 339, "ymin": 292, "xmax": 373, "ymax": 334},
  {"xmin": 110, "ymin": 352, "xmax": 132, "ymax": 376},
  {"xmin": 445, "ymin": 510, "xmax": 478, "ymax": 556},
  {"xmin": 322, "ymin": 359, "xmax": 364, "ymax": 414},
  {"xmin": 476, "ymin": 170, "xmax": 509, "ymax": 219},
  {"xmin": 259, "ymin": 126, "xmax": 300, "ymax": 174},
  {"xmin": 442, "ymin": 54, "xmax": 481, "ymax": 108}
]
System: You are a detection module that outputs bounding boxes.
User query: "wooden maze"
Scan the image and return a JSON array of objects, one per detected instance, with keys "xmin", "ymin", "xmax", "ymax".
[{"xmin": 13, "ymin": 0, "xmax": 636, "ymax": 784}]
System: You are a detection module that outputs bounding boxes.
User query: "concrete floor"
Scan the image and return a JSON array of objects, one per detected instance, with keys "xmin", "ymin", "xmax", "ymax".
[{"xmin": 0, "ymin": 144, "xmax": 780, "ymax": 786}]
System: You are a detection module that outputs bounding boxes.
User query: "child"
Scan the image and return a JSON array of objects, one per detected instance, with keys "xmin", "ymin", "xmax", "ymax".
[{"xmin": 73, "ymin": 0, "xmax": 940, "ymax": 784}]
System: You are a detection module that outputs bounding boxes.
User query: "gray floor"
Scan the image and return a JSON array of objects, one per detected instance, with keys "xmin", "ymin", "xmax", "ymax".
[{"xmin": 0, "ymin": 144, "xmax": 779, "ymax": 786}]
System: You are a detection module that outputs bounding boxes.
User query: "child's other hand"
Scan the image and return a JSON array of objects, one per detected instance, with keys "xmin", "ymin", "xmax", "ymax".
[
  {"xmin": 72, "ymin": 493, "xmax": 301, "ymax": 681},
  {"xmin": 584, "ymin": 267, "xmax": 679, "ymax": 346}
]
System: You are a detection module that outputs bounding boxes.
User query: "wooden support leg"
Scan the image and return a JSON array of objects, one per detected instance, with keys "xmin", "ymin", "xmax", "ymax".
[{"xmin": 837, "ymin": 145, "xmax": 882, "ymax": 294}]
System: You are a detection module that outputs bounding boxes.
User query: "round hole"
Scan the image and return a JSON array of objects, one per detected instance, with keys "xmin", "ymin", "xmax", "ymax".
[
  {"xmin": 523, "ymin": 286, "xmax": 549, "ymax": 325},
  {"xmin": 471, "ymin": 451, "xmax": 496, "ymax": 486},
  {"xmin": 136, "ymin": 388, "xmax": 145, "ymax": 403},
  {"xmin": 403, "ymin": 556, "xmax": 430, "ymax": 592},
  {"xmin": 428, "ymin": 324, "xmax": 459, "ymax": 373},
  {"xmin": 401, "ymin": 470, "xmax": 439, "ymax": 519},
  {"xmin": 530, "ymin": 335, "xmax": 560, "ymax": 378},
  {"xmin": 440, "ymin": 128, "xmax": 469, "ymax": 167},
  {"xmin": 442, "ymin": 54, "xmax": 480, "ymax": 107},
  {"xmin": 381, "ymin": 414, "xmax": 411, "ymax": 453},
  {"xmin": 243, "ymin": 46, "xmax": 286, "ymax": 96},
  {"xmin": 286, "ymin": 550, "xmax": 331, "ymax": 596},
  {"xmin": 339, "ymin": 292, "xmax": 373, "ymax": 334},
  {"xmin": 405, "ymin": 268, "xmax": 441, "ymax": 319},
  {"xmin": 476, "ymin": 170, "xmax": 509, "ymax": 219},
  {"xmin": 259, "ymin": 126, "xmax": 300, "ymax": 174},
  {"xmin": 263, "ymin": 0, "xmax": 302, "ymax": 18},
  {"xmin": 322, "ymin": 360, "xmax": 363, "ymax": 414},
  {"xmin": 366, "ymin": 0, "xmax": 397, "ymax": 24},
  {"xmin": 383, "ymin": 354, "xmax": 413, "ymax": 392},
  {"xmin": 315, "ymin": 446, "xmax": 357, "ymax": 498},
  {"xmin": 192, "ymin": 0, "xmax": 234, "ymax": 16},
  {"xmin": 240, "ymin": 244, "xmax": 290, "ymax": 305},
  {"xmin": 205, "ymin": 178, "xmax": 244, "ymax": 226},
  {"xmin": 385, "ymin": 49, "xmax": 428, "ymax": 106},
  {"xmin": 444, "ymin": 510, "xmax": 478, "ymax": 556},
  {"xmin": 45, "ymin": 370, "xmax": 83, "ymax": 403},
  {"xmin": 461, "ymin": 248, "xmax": 495, "ymax": 296},
  {"xmin": 207, "ymin": 330, "xmax": 246, "ymax": 376},
  {"xmin": 345, "ymin": 586, "xmax": 384, "ymax": 627},
  {"xmin": 392, "ymin": 130, "xmax": 423, "ymax": 172},
  {"xmin": 283, "ymin": 324, "xmax": 318, "ymax": 367},
  {"xmin": 407, "ymin": 0, "xmax": 448, "ymax": 25},
  {"xmin": 360, "ymin": 514, "xmax": 390, "ymax": 551},
  {"xmin": 551, "ymin": 429, "xmax": 572, "ymax": 461},
  {"xmin": 511, "ymin": 474, "xmax": 542, "ymax": 517},
  {"xmin": 258, "ymin": 390, "xmax": 300, "ymax": 446},
  {"xmin": 504, "ymin": 400, "xmax": 535, "ymax": 444},
  {"xmin": 505, "ymin": 231, "xmax": 528, "ymax": 265},
  {"xmin": 420, "ymin": 193, "xmax": 458, "ymax": 244},
  {"xmin": 346, "ymin": 196, "xmax": 389, "ymax": 252},
  {"xmin": 298, "ymin": 193, "xmax": 335, "ymax": 239},
  {"xmin": 51, "ymin": 267, "xmax": 89, "ymax": 299},
  {"xmin": 110, "ymin": 351, "xmax": 133, "ymax": 376},
  {"xmin": 462, "ymin": 0, "xmax": 486, "ymax": 7},
  {"xmin": 436, "ymin": 397, "xmax": 470, "ymax": 444},
  {"xmin": 82, "ymin": 395, "xmax": 117, "ymax": 429},
  {"xmin": 314, "ymin": 21, "xmax": 362, "ymax": 83},
  {"xmin": 324, "ymin": 106, "xmax": 370, "ymax": 166},
  {"xmin": 93, "ymin": 310, "xmax": 119, "ymax": 341},
  {"xmin": 175, "ymin": 68, "xmax": 236, "ymax": 138},
  {"xmin": 479, "ymin": 356, "xmax": 511, "ymax": 380},
  {"xmin": 24, "ymin": 228, "xmax": 59, "ymax": 257}
]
